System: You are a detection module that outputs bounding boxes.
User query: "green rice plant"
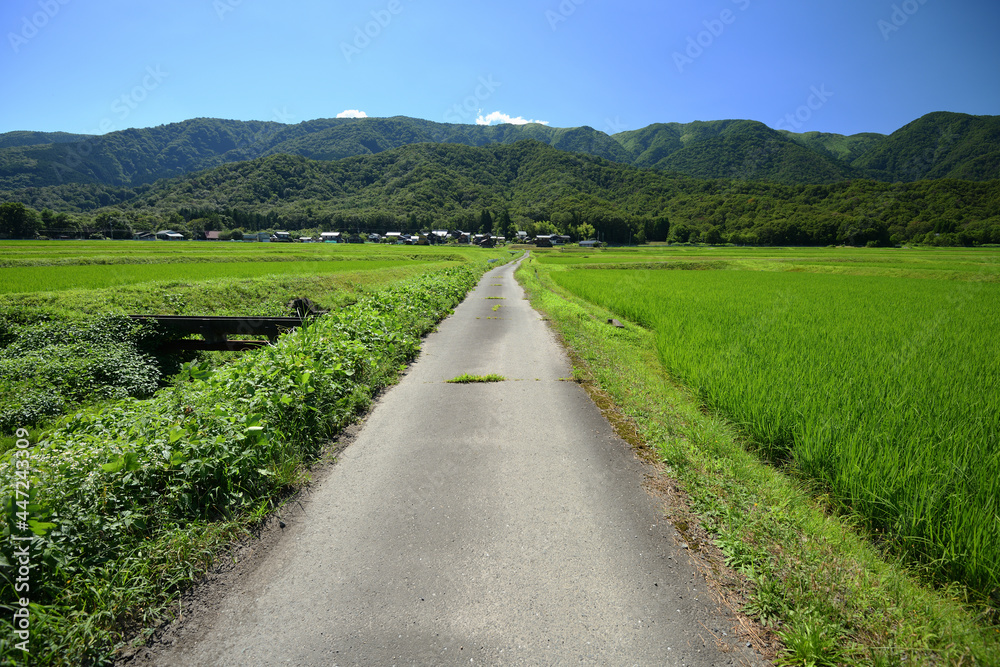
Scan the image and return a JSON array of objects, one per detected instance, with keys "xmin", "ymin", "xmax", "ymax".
[
  {"xmin": 0, "ymin": 259, "xmax": 446, "ymax": 294},
  {"xmin": 552, "ymin": 266, "xmax": 1000, "ymax": 597}
]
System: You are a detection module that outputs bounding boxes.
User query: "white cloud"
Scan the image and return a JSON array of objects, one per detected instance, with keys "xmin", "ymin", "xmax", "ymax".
[
  {"xmin": 337, "ymin": 109, "xmax": 368, "ymax": 119},
  {"xmin": 475, "ymin": 111, "xmax": 549, "ymax": 126}
]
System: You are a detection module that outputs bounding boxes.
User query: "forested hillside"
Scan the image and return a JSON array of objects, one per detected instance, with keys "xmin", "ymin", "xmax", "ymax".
[
  {"xmin": 614, "ymin": 120, "xmax": 857, "ymax": 184},
  {"xmin": 4, "ymin": 140, "xmax": 998, "ymax": 247},
  {"xmin": 1, "ymin": 112, "xmax": 997, "ymax": 190},
  {"xmin": 850, "ymin": 111, "xmax": 1000, "ymax": 182}
]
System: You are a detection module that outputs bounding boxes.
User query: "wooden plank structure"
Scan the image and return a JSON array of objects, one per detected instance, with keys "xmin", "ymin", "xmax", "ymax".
[{"xmin": 129, "ymin": 315, "xmax": 308, "ymax": 352}]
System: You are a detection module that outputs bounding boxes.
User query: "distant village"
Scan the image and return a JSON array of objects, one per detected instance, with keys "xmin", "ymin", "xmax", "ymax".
[{"xmin": 139, "ymin": 229, "xmax": 601, "ymax": 247}]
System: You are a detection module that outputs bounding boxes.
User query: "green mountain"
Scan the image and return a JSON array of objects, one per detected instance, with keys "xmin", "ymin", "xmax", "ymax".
[
  {"xmin": 0, "ymin": 117, "xmax": 631, "ymax": 190},
  {"xmin": 0, "ymin": 118, "xmax": 280, "ymax": 189},
  {"xmin": 0, "ymin": 131, "xmax": 94, "ymax": 150},
  {"xmin": 611, "ymin": 112, "xmax": 999, "ymax": 182},
  {"xmin": 125, "ymin": 141, "xmax": 678, "ymax": 221},
  {"xmin": 7, "ymin": 139, "xmax": 997, "ymax": 248},
  {"xmin": 850, "ymin": 112, "xmax": 1000, "ymax": 181},
  {"xmin": 614, "ymin": 120, "xmax": 858, "ymax": 184},
  {"xmin": 780, "ymin": 130, "xmax": 885, "ymax": 164},
  {"xmin": 259, "ymin": 116, "xmax": 635, "ymax": 164},
  {"xmin": 0, "ymin": 112, "xmax": 997, "ymax": 192}
]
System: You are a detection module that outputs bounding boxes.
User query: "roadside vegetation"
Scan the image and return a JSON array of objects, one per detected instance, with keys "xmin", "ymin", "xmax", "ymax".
[
  {"xmin": 0, "ymin": 244, "xmax": 506, "ymax": 664},
  {"xmin": 0, "ymin": 242, "xmax": 473, "ymax": 454},
  {"xmin": 521, "ymin": 246, "xmax": 1000, "ymax": 666},
  {"xmin": 446, "ymin": 374, "xmax": 506, "ymax": 384}
]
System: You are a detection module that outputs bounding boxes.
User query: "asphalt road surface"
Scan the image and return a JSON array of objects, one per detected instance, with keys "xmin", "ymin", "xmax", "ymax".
[{"xmin": 142, "ymin": 256, "xmax": 763, "ymax": 666}]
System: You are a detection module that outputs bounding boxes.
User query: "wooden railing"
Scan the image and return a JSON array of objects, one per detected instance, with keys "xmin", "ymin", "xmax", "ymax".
[{"xmin": 129, "ymin": 315, "xmax": 309, "ymax": 351}]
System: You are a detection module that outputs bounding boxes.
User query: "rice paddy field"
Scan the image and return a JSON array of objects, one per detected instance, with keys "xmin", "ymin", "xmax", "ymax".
[
  {"xmin": 543, "ymin": 245, "xmax": 1000, "ymax": 597},
  {"xmin": 0, "ymin": 240, "xmax": 486, "ymax": 295}
]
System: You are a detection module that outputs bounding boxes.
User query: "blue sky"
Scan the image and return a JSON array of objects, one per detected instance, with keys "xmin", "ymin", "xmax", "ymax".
[{"xmin": 1, "ymin": 0, "xmax": 997, "ymax": 137}]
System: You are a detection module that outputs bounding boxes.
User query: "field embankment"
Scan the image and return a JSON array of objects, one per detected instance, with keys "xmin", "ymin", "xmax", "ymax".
[{"xmin": 521, "ymin": 245, "xmax": 1000, "ymax": 666}]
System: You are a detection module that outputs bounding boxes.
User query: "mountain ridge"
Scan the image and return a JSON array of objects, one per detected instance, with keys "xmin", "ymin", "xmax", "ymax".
[{"xmin": 1, "ymin": 112, "xmax": 997, "ymax": 190}]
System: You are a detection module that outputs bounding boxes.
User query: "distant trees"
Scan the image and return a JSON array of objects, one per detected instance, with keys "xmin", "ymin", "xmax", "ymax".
[
  {"xmin": 0, "ymin": 202, "xmax": 41, "ymax": 238},
  {"xmin": 498, "ymin": 209, "xmax": 514, "ymax": 239},
  {"xmin": 479, "ymin": 209, "xmax": 493, "ymax": 235},
  {"xmin": 702, "ymin": 225, "xmax": 723, "ymax": 245},
  {"xmin": 647, "ymin": 215, "xmax": 670, "ymax": 242},
  {"xmin": 575, "ymin": 223, "xmax": 596, "ymax": 241}
]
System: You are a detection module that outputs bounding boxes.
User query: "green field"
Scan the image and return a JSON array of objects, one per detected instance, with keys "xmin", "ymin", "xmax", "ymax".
[
  {"xmin": 0, "ymin": 258, "xmax": 455, "ymax": 294},
  {"xmin": 0, "ymin": 241, "xmax": 488, "ymax": 293},
  {"xmin": 544, "ymin": 246, "xmax": 1000, "ymax": 597}
]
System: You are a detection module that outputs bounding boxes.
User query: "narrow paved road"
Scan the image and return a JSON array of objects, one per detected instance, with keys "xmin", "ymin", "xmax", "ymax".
[{"xmin": 143, "ymin": 257, "xmax": 762, "ymax": 666}]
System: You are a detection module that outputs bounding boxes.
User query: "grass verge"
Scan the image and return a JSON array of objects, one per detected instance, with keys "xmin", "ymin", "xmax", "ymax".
[{"xmin": 517, "ymin": 255, "xmax": 1000, "ymax": 666}]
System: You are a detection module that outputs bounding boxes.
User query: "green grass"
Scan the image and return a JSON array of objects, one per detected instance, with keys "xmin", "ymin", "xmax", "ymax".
[
  {"xmin": 520, "ymin": 249, "xmax": 1000, "ymax": 665},
  {"xmin": 445, "ymin": 374, "xmax": 506, "ymax": 383},
  {"xmin": 551, "ymin": 266, "xmax": 1000, "ymax": 597}
]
